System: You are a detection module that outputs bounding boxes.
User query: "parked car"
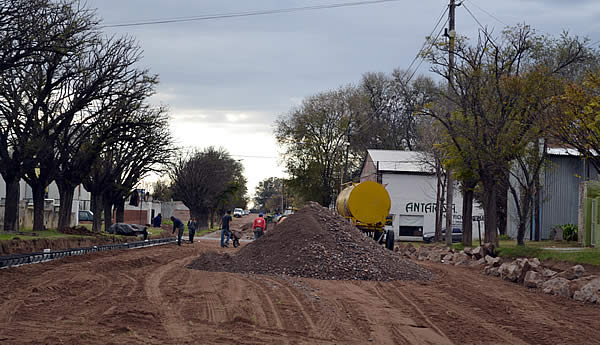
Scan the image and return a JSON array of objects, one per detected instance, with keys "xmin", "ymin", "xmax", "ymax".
[
  {"xmin": 423, "ymin": 227, "xmax": 462, "ymax": 243},
  {"xmin": 78, "ymin": 210, "xmax": 94, "ymax": 222},
  {"xmin": 233, "ymin": 208, "xmax": 244, "ymax": 217}
]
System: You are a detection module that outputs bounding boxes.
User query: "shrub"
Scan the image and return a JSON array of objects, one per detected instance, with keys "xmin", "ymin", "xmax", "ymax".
[
  {"xmin": 561, "ymin": 224, "xmax": 578, "ymax": 241},
  {"xmin": 498, "ymin": 234, "xmax": 511, "ymax": 241}
]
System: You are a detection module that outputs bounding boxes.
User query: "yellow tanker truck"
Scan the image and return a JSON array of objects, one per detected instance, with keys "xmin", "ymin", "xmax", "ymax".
[{"xmin": 336, "ymin": 181, "xmax": 395, "ymax": 250}]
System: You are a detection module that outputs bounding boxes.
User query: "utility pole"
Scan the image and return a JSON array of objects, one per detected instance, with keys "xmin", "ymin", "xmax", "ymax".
[{"xmin": 445, "ymin": 0, "xmax": 457, "ymax": 247}]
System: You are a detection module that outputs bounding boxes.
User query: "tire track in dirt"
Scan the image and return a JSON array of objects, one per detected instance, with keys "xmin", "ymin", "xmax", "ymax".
[
  {"xmin": 261, "ymin": 276, "xmax": 318, "ymax": 336},
  {"xmin": 239, "ymin": 276, "xmax": 290, "ymax": 345},
  {"xmin": 143, "ymin": 256, "xmax": 193, "ymax": 341},
  {"xmin": 385, "ymin": 283, "xmax": 455, "ymax": 344}
]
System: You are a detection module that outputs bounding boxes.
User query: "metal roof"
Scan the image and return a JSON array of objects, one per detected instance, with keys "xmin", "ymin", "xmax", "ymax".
[{"xmin": 367, "ymin": 149, "xmax": 434, "ymax": 173}]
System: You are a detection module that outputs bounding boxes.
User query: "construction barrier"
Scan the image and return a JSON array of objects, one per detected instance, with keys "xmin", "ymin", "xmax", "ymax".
[{"xmin": 0, "ymin": 237, "xmax": 176, "ymax": 269}]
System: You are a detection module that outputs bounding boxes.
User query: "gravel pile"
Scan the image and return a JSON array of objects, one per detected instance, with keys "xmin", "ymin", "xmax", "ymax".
[{"xmin": 188, "ymin": 202, "xmax": 432, "ymax": 281}]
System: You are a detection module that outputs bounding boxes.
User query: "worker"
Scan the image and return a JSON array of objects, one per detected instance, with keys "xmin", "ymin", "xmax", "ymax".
[
  {"xmin": 253, "ymin": 213, "xmax": 267, "ymax": 240},
  {"xmin": 171, "ymin": 216, "xmax": 185, "ymax": 246},
  {"xmin": 220, "ymin": 210, "xmax": 232, "ymax": 248},
  {"xmin": 187, "ymin": 217, "xmax": 197, "ymax": 244},
  {"xmin": 152, "ymin": 213, "xmax": 162, "ymax": 228}
]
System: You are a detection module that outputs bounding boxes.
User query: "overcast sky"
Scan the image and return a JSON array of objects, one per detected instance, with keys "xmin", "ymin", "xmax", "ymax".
[{"xmin": 87, "ymin": 0, "xmax": 600, "ymax": 200}]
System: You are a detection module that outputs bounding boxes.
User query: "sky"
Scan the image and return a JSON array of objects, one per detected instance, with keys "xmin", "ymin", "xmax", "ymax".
[{"xmin": 87, "ymin": 0, "xmax": 600, "ymax": 200}]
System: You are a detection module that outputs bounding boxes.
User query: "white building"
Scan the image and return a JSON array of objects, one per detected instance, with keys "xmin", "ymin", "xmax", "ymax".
[{"xmin": 360, "ymin": 149, "xmax": 485, "ymax": 241}]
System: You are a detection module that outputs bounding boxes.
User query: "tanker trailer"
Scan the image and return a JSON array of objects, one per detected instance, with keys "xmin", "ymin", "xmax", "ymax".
[{"xmin": 336, "ymin": 181, "xmax": 394, "ymax": 250}]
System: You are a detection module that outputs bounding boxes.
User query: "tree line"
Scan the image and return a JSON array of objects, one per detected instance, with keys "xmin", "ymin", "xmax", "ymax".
[
  {"xmin": 0, "ymin": 0, "xmax": 174, "ymax": 232},
  {"xmin": 274, "ymin": 24, "xmax": 600, "ymax": 246}
]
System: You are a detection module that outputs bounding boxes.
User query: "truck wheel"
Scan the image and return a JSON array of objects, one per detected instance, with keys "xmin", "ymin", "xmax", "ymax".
[{"xmin": 385, "ymin": 230, "xmax": 395, "ymax": 250}]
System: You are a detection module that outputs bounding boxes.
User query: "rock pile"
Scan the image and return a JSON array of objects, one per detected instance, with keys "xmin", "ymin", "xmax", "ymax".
[
  {"xmin": 396, "ymin": 244, "xmax": 600, "ymax": 304},
  {"xmin": 188, "ymin": 202, "xmax": 432, "ymax": 281}
]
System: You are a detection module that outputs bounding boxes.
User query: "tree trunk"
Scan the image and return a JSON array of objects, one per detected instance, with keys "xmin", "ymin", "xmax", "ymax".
[
  {"xmin": 116, "ymin": 199, "xmax": 125, "ymax": 223},
  {"xmin": 31, "ymin": 183, "xmax": 46, "ymax": 231},
  {"xmin": 197, "ymin": 209, "xmax": 209, "ymax": 229},
  {"xmin": 3, "ymin": 176, "xmax": 20, "ymax": 232},
  {"xmin": 497, "ymin": 174, "xmax": 509, "ymax": 236},
  {"xmin": 91, "ymin": 192, "xmax": 103, "ymax": 232},
  {"xmin": 445, "ymin": 173, "xmax": 454, "ymax": 247},
  {"xmin": 482, "ymin": 178, "xmax": 499, "ymax": 246},
  {"xmin": 462, "ymin": 188, "xmax": 474, "ymax": 247},
  {"xmin": 435, "ymin": 173, "xmax": 444, "ymax": 242},
  {"xmin": 104, "ymin": 202, "xmax": 113, "ymax": 232},
  {"xmin": 57, "ymin": 181, "xmax": 75, "ymax": 231}
]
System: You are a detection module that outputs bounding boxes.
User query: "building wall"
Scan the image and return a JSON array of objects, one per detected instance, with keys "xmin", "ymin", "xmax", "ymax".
[
  {"xmin": 382, "ymin": 172, "xmax": 484, "ymax": 241},
  {"xmin": 360, "ymin": 155, "xmax": 377, "ymax": 182},
  {"xmin": 0, "ymin": 176, "xmax": 89, "ymax": 229}
]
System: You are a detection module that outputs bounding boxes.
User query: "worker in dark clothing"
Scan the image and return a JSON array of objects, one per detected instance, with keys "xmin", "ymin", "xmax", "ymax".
[
  {"xmin": 187, "ymin": 217, "xmax": 197, "ymax": 244},
  {"xmin": 153, "ymin": 213, "xmax": 162, "ymax": 228},
  {"xmin": 171, "ymin": 216, "xmax": 185, "ymax": 246},
  {"xmin": 220, "ymin": 210, "xmax": 232, "ymax": 248}
]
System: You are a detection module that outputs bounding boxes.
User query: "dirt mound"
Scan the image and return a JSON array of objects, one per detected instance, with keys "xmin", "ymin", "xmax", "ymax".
[
  {"xmin": 188, "ymin": 202, "xmax": 432, "ymax": 281},
  {"xmin": 59, "ymin": 226, "xmax": 97, "ymax": 236}
]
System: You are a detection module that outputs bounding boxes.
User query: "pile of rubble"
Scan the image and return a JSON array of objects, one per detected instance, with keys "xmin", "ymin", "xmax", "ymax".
[
  {"xmin": 396, "ymin": 244, "xmax": 600, "ymax": 304},
  {"xmin": 189, "ymin": 202, "xmax": 433, "ymax": 281}
]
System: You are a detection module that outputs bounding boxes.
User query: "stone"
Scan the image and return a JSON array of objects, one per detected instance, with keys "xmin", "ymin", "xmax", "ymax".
[
  {"xmin": 556, "ymin": 265, "xmax": 586, "ymax": 280},
  {"xmin": 572, "ymin": 278, "xmax": 600, "ymax": 304},
  {"xmin": 463, "ymin": 247, "xmax": 473, "ymax": 256},
  {"xmin": 454, "ymin": 253, "xmax": 470, "ymax": 266},
  {"xmin": 442, "ymin": 253, "xmax": 453, "ymax": 262},
  {"xmin": 529, "ymin": 258, "xmax": 541, "ymax": 266},
  {"xmin": 471, "ymin": 246, "xmax": 484, "ymax": 259},
  {"xmin": 542, "ymin": 277, "xmax": 570, "ymax": 297},
  {"xmin": 550, "ymin": 227, "xmax": 563, "ymax": 241},
  {"xmin": 427, "ymin": 251, "xmax": 442, "ymax": 262},
  {"xmin": 542, "ymin": 268, "xmax": 557, "ymax": 279},
  {"xmin": 523, "ymin": 271, "xmax": 544, "ymax": 288},
  {"xmin": 484, "ymin": 255, "xmax": 501, "ymax": 267},
  {"xmin": 569, "ymin": 276, "xmax": 598, "ymax": 298},
  {"xmin": 483, "ymin": 242, "xmax": 495, "ymax": 257},
  {"xmin": 484, "ymin": 266, "xmax": 500, "ymax": 277},
  {"xmin": 476, "ymin": 258, "xmax": 486, "ymax": 265},
  {"xmin": 503, "ymin": 263, "xmax": 520, "ymax": 282}
]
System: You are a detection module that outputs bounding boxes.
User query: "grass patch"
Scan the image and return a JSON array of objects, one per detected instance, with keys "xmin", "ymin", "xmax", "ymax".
[
  {"xmin": 0, "ymin": 228, "xmax": 95, "ymax": 240},
  {"xmin": 496, "ymin": 246, "xmax": 600, "ymax": 266}
]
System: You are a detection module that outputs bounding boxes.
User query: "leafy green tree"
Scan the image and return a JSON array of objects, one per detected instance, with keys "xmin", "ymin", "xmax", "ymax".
[
  {"xmin": 276, "ymin": 86, "xmax": 363, "ymax": 207},
  {"xmin": 254, "ymin": 177, "xmax": 285, "ymax": 212},
  {"xmin": 423, "ymin": 25, "xmax": 590, "ymax": 245}
]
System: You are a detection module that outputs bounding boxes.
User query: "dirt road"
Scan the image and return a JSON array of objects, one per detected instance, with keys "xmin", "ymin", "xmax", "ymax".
[{"xmin": 1, "ymin": 240, "xmax": 599, "ymax": 345}]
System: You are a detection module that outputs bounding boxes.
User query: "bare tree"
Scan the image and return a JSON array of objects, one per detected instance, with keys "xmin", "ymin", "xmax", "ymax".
[
  {"xmin": 83, "ymin": 106, "xmax": 174, "ymax": 232},
  {"xmin": 0, "ymin": 0, "xmax": 98, "ymax": 231}
]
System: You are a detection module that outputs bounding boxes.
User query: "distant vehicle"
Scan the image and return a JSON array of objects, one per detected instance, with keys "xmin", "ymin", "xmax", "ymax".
[
  {"xmin": 78, "ymin": 210, "xmax": 94, "ymax": 222},
  {"xmin": 244, "ymin": 210, "xmax": 250, "ymax": 215},
  {"xmin": 423, "ymin": 227, "xmax": 462, "ymax": 243},
  {"xmin": 233, "ymin": 208, "xmax": 244, "ymax": 217}
]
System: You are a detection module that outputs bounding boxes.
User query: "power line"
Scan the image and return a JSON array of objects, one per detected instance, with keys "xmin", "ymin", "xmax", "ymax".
[
  {"xmin": 405, "ymin": 16, "xmax": 449, "ymax": 84},
  {"xmin": 462, "ymin": 2, "xmax": 497, "ymax": 46},
  {"xmin": 465, "ymin": 0, "xmax": 507, "ymax": 27},
  {"xmin": 405, "ymin": 5, "xmax": 449, "ymax": 78},
  {"xmin": 101, "ymin": 0, "xmax": 402, "ymax": 28},
  {"xmin": 354, "ymin": 4, "xmax": 449, "ymax": 136}
]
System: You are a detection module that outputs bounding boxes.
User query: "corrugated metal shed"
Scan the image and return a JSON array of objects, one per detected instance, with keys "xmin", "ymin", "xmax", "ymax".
[{"xmin": 540, "ymin": 155, "xmax": 597, "ymax": 239}]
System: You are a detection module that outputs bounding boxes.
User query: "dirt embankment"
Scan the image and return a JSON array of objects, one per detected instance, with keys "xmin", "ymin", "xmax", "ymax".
[
  {"xmin": 0, "ymin": 227, "xmax": 172, "ymax": 255},
  {"xmin": 189, "ymin": 202, "xmax": 432, "ymax": 281}
]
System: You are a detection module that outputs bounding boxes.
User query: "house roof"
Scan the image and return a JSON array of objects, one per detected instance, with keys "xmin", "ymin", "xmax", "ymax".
[
  {"xmin": 547, "ymin": 148, "xmax": 580, "ymax": 156},
  {"xmin": 367, "ymin": 149, "xmax": 434, "ymax": 173}
]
